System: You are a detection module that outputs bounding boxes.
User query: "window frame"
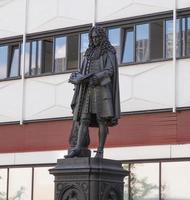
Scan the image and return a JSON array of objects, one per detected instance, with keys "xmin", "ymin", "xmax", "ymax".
[{"xmin": 0, "ymin": 41, "xmax": 21, "ymax": 81}]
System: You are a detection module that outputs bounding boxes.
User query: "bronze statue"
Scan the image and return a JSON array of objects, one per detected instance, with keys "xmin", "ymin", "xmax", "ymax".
[{"xmin": 65, "ymin": 26, "xmax": 120, "ymax": 159}]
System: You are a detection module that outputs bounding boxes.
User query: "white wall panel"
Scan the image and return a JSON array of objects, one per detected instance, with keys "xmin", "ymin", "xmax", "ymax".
[
  {"xmin": 97, "ymin": 0, "xmax": 172, "ymax": 22},
  {"xmin": 0, "ymin": 80, "xmax": 21, "ymax": 122},
  {"xmin": 0, "ymin": 0, "xmax": 25, "ymax": 38},
  {"xmin": 177, "ymin": 0, "xmax": 190, "ymax": 9},
  {"xmin": 120, "ymin": 61, "xmax": 173, "ymax": 112},
  {"xmin": 3, "ymin": 144, "xmax": 190, "ymax": 165},
  {"xmin": 24, "ymin": 74, "xmax": 73, "ymax": 120},
  {"xmin": 176, "ymin": 59, "xmax": 190, "ymax": 107},
  {"xmin": 27, "ymin": 0, "xmax": 93, "ymax": 33}
]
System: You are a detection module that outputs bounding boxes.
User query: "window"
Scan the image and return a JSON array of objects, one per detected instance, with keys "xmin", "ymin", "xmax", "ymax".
[
  {"xmin": 165, "ymin": 19, "xmax": 180, "ymax": 58},
  {"xmin": 0, "ymin": 43, "xmax": 20, "ymax": 80},
  {"xmin": 67, "ymin": 34, "xmax": 79, "ymax": 70},
  {"xmin": 187, "ymin": 17, "xmax": 190, "ymax": 56},
  {"xmin": 8, "ymin": 168, "xmax": 32, "ymax": 200},
  {"xmin": 108, "ymin": 28, "xmax": 121, "ymax": 62},
  {"xmin": 54, "ymin": 36, "xmax": 66, "ymax": 73},
  {"xmin": 33, "ymin": 167, "xmax": 54, "ymax": 200},
  {"xmin": 25, "ymin": 42, "xmax": 30, "ymax": 76},
  {"xmin": 31, "ymin": 41, "xmax": 37, "ymax": 75},
  {"xmin": 41, "ymin": 38, "xmax": 53, "ymax": 74},
  {"xmin": 0, "ymin": 169, "xmax": 7, "ymax": 200},
  {"xmin": 0, "ymin": 46, "xmax": 8, "ymax": 79},
  {"xmin": 8, "ymin": 44, "xmax": 20, "ymax": 78},
  {"xmin": 0, "ymin": 165, "xmax": 54, "ymax": 200},
  {"xmin": 136, "ymin": 23, "xmax": 150, "ymax": 62},
  {"xmin": 24, "ymin": 40, "xmax": 42, "ymax": 76},
  {"xmin": 129, "ymin": 163, "xmax": 159, "ymax": 200},
  {"xmin": 161, "ymin": 162, "xmax": 190, "ymax": 200},
  {"xmin": 80, "ymin": 33, "xmax": 89, "ymax": 65},
  {"xmin": 182, "ymin": 17, "xmax": 186, "ymax": 57},
  {"xmin": 122, "ymin": 27, "xmax": 134, "ymax": 63},
  {"xmin": 150, "ymin": 20, "xmax": 164, "ymax": 60}
]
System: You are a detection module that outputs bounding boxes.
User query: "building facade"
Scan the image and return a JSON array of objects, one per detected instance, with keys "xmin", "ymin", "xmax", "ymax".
[{"xmin": 1, "ymin": 0, "xmax": 190, "ymax": 199}]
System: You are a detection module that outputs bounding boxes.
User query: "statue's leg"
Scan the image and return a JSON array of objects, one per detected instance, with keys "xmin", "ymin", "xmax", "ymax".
[
  {"xmin": 65, "ymin": 119, "xmax": 89, "ymax": 158},
  {"xmin": 95, "ymin": 119, "xmax": 108, "ymax": 158},
  {"xmin": 76, "ymin": 119, "xmax": 90, "ymax": 149}
]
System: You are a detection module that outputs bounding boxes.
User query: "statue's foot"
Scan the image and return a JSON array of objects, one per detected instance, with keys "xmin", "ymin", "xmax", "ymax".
[
  {"xmin": 94, "ymin": 149, "xmax": 103, "ymax": 158},
  {"xmin": 64, "ymin": 148, "xmax": 81, "ymax": 158}
]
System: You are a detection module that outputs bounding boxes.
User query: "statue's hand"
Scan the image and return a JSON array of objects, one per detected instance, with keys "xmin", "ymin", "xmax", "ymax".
[
  {"xmin": 69, "ymin": 72, "xmax": 83, "ymax": 85},
  {"xmin": 89, "ymin": 75, "xmax": 99, "ymax": 87}
]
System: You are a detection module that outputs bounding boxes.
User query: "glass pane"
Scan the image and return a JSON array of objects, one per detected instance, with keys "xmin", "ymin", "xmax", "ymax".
[
  {"xmin": 123, "ymin": 164, "xmax": 129, "ymax": 200},
  {"xmin": 9, "ymin": 46, "xmax": 20, "ymax": 77},
  {"xmin": 136, "ymin": 24, "xmax": 149, "ymax": 62},
  {"xmin": 67, "ymin": 34, "xmax": 79, "ymax": 70},
  {"xmin": 55, "ymin": 37, "xmax": 66, "ymax": 73},
  {"xmin": 122, "ymin": 28, "xmax": 134, "ymax": 63},
  {"xmin": 161, "ymin": 161, "xmax": 190, "ymax": 200},
  {"xmin": 108, "ymin": 28, "xmax": 120, "ymax": 63},
  {"xmin": 165, "ymin": 20, "xmax": 173, "ymax": 58},
  {"xmin": 182, "ymin": 18, "xmax": 186, "ymax": 57},
  {"xmin": 0, "ymin": 46, "xmax": 8, "ymax": 79},
  {"xmin": 165, "ymin": 19, "xmax": 180, "ymax": 58},
  {"xmin": 80, "ymin": 33, "xmax": 88, "ymax": 65},
  {"xmin": 31, "ymin": 41, "xmax": 37, "ymax": 75},
  {"xmin": 41, "ymin": 38, "xmax": 53, "ymax": 74},
  {"xmin": 187, "ymin": 17, "xmax": 190, "ymax": 56},
  {"xmin": 130, "ymin": 163, "xmax": 159, "ymax": 200},
  {"xmin": 33, "ymin": 167, "xmax": 54, "ymax": 200},
  {"xmin": 24, "ymin": 42, "xmax": 30, "ymax": 76},
  {"xmin": 37, "ymin": 41, "xmax": 42, "ymax": 75},
  {"xmin": 8, "ymin": 168, "xmax": 32, "ymax": 200},
  {"xmin": 0, "ymin": 169, "xmax": 7, "ymax": 200},
  {"xmin": 176, "ymin": 18, "xmax": 181, "ymax": 57},
  {"xmin": 150, "ymin": 20, "xmax": 164, "ymax": 60}
]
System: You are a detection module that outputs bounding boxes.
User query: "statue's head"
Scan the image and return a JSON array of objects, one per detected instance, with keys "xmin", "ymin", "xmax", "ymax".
[
  {"xmin": 85, "ymin": 26, "xmax": 116, "ymax": 58},
  {"xmin": 89, "ymin": 26, "xmax": 107, "ymax": 47}
]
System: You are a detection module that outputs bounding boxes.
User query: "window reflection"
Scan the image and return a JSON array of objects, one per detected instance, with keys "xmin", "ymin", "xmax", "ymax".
[
  {"xmin": 33, "ymin": 167, "xmax": 54, "ymax": 200},
  {"xmin": 55, "ymin": 37, "xmax": 66, "ymax": 72},
  {"xmin": 0, "ymin": 169, "xmax": 7, "ymax": 200},
  {"xmin": 161, "ymin": 161, "xmax": 190, "ymax": 200},
  {"xmin": 130, "ymin": 163, "xmax": 159, "ymax": 200},
  {"xmin": 24, "ymin": 42, "xmax": 30, "ymax": 76},
  {"xmin": 37, "ymin": 41, "xmax": 42, "ymax": 75},
  {"xmin": 31, "ymin": 41, "xmax": 37, "ymax": 75},
  {"xmin": 123, "ymin": 164, "xmax": 129, "ymax": 200},
  {"xmin": 187, "ymin": 17, "xmax": 190, "ymax": 56},
  {"xmin": 182, "ymin": 18, "xmax": 186, "ymax": 57},
  {"xmin": 0, "ymin": 46, "xmax": 8, "ymax": 79},
  {"xmin": 122, "ymin": 28, "xmax": 134, "ymax": 63},
  {"xmin": 8, "ymin": 168, "xmax": 32, "ymax": 200},
  {"xmin": 165, "ymin": 19, "xmax": 180, "ymax": 58},
  {"xmin": 9, "ymin": 45, "xmax": 20, "ymax": 77},
  {"xmin": 80, "ymin": 33, "xmax": 89, "ymax": 65},
  {"xmin": 108, "ymin": 28, "xmax": 120, "ymax": 62},
  {"xmin": 176, "ymin": 19, "xmax": 181, "ymax": 57},
  {"xmin": 67, "ymin": 34, "xmax": 79, "ymax": 70},
  {"xmin": 136, "ymin": 24, "xmax": 149, "ymax": 62}
]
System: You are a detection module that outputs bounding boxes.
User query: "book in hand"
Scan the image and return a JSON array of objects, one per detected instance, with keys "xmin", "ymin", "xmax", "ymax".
[{"xmin": 69, "ymin": 72, "xmax": 94, "ymax": 85}]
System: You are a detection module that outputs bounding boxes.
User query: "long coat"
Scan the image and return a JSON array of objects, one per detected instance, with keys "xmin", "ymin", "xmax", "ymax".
[{"xmin": 71, "ymin": 50, "xmax": 120, "ymax": 127}]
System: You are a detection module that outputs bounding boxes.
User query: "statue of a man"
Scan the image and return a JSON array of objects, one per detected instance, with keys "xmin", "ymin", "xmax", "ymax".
[{"xmin": 65, "ymin": 26, "xmax": 120, "ymax": 158}]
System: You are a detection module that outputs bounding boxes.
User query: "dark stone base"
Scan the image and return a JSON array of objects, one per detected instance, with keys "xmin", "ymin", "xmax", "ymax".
[{"xmin": 49, "ymin": 157, "xmax": 128, "ymax": 200}]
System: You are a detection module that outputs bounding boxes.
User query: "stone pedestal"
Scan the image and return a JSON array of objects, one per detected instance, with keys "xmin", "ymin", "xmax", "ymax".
[{"xmin": 49, "ymin": 157, "xmax": 128, "ymax": 200}]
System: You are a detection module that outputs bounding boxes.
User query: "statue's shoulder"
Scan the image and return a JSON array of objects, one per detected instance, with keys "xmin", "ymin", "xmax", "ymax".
[{"xmin": 103, "ymin": 48, "xmax": 117, "ymax": 61}]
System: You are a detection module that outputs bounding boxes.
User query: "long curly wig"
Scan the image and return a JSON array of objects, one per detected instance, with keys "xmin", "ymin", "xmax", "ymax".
[{"xmin": 85, "ymin": 26, "xmax": 116, "ymax": 59}]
